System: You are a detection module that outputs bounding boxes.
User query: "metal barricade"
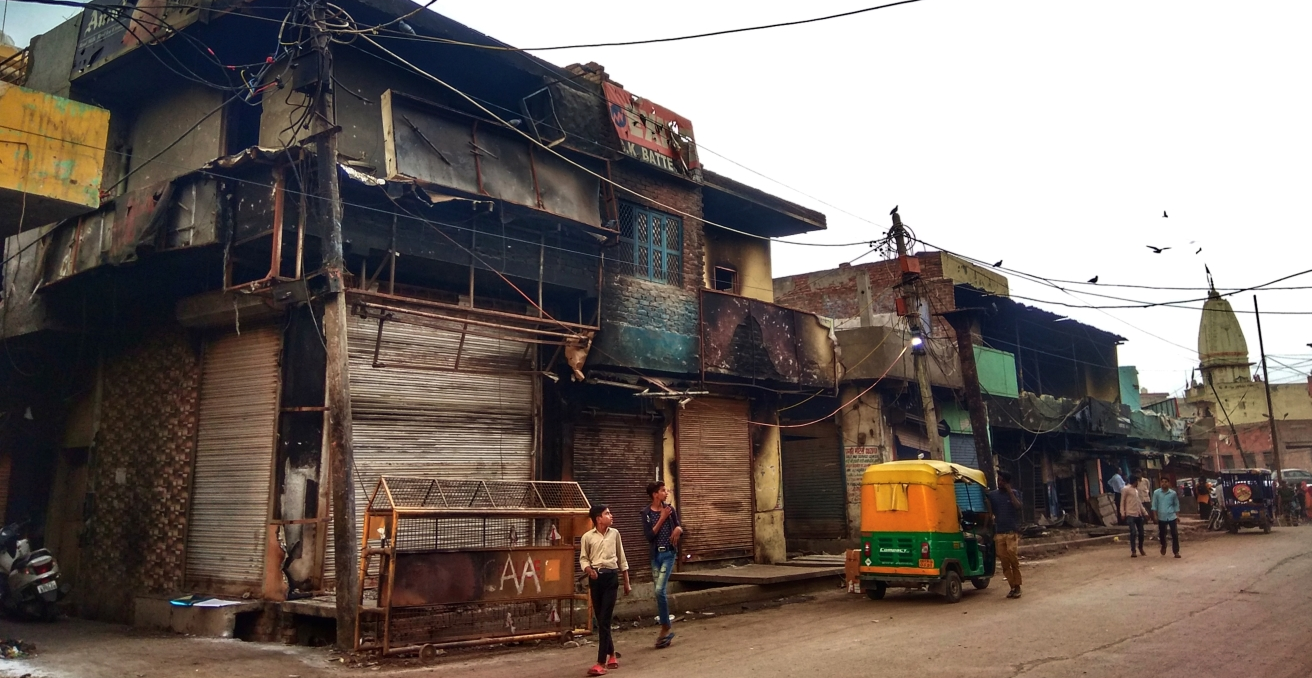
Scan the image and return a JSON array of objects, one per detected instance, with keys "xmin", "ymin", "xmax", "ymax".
[{"xmin": 354, "ymin": 477, "xmax": 593, "ymax": 656}]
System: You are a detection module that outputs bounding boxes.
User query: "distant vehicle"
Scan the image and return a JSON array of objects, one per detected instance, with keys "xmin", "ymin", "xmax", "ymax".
[
  {"xmin": 1217, "ymin": 469, "xmax": 1275, "ymax": 534},
  {"xmin": 1277, "ymin": 468, "xmax": 1312, "ymax": 485}
]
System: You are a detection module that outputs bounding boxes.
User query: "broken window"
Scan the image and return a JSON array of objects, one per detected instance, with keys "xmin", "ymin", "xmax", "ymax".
[
  {"xmin": 713, "ymin": 265, "xmax": 739, "ymax": 294},
  {"xmin": 616, "ymin": 201, "xmax": 682, "ymax": 286}
]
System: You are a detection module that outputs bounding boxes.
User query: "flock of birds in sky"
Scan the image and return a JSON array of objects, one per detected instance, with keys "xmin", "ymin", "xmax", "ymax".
[
  {"xmin": 885, "ymin": 206, "xmax": 1201, "ymax": 286},
  {"xmin": 987, "ymin": 210, "xmax": 1200, "ymax": 284}
]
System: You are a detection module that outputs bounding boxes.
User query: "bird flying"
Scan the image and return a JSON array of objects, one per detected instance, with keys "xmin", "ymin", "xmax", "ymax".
[
  {"xmin": 1087, "ymin": 276, "xmax": 1099, "ymax": 284},
  {"xmin": 1196, "ymin": 247, "xmax": 1202, "ymax": 254},
  {"xmin": 1147, "ymin": 245, "xmax": 1171, "ymax": 254},
  {"xmin": 1163, "ymin": 211, "xmax": 1168, "ymax": 218}
]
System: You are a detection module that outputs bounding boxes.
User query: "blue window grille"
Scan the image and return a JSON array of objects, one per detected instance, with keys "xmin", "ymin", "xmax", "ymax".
[{"xmin": 616, "ymin": 202, "xmax": 682, "ymax": 286}]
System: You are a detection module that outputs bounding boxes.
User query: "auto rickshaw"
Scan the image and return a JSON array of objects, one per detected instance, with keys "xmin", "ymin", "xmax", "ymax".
[
  {"xmin": 858, "ymin": 460, "xmax": 993, "ymax": 604},
  {"xmin": 1217, "ymin": 469, "xmax": 1275, "ymax": 533}
]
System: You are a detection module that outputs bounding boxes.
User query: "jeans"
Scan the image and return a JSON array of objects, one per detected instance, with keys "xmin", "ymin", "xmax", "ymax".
[
  {"xmin": 1126, "ymin": 516, "xmax": 1145, "ymax": 553},
  {"xmin": 1157, "ymin": 519, "xmax": 1179, "ymax": 555},
  {"xmin": 651, "ymin": 549, "xmax": 677, "ymax": 627},
  {"xmin": 995, "ymin": 532, "xmax": 1021, "ymax": 588},
  {"xmin": 589, "ymin": 570, "xmax": 619, "ymax": 665}
]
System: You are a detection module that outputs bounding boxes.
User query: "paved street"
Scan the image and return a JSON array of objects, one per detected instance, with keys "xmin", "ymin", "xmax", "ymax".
[{"xmin": 2, "ymin": 527, "xmax": 1309, "ymax": 678}]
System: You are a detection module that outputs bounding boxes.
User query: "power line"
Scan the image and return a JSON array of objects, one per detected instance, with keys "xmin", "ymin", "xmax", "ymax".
[{"xmin": 358, "ymin": 1, "xmax": 927, "ymax": 52}]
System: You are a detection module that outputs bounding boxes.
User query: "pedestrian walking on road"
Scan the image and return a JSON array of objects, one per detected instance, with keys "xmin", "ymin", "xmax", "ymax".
[
  {"xmin": 580, "ymin": 505, "xmax": 631, "ymax": 676},
  {"xmin": 1196, "ymin": 478, "xmax": 1212, "ymax": 520},
  {"xmin": 1120, "ymin": 475, "xmax": 1148, "ymax": 557},
  {"xmin": 988, "ymin": 471, "xmax": 1025, "ymax": 599},
  {"xmin": 1137, "ymin": 474, "xmax": 1153, "ymax": 517},
  {"xmin": 1151, "ymin": 478, "xmax": 1181, "ymax": 558},
  {"xmin": 642, "ymin": 481, "xmax": 683, "ymax": 649}
]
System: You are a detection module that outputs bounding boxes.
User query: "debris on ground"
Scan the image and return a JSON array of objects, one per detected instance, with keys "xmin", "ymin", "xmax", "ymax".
[{"xmin": 0, "ymin": 639, "xmax": 36, "ymax": 659}]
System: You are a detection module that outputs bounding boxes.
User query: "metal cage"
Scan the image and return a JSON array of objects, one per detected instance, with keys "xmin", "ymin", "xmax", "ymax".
[{"xmin": 355, "ymin": 477, "xmax": 593, "ymax": 656}]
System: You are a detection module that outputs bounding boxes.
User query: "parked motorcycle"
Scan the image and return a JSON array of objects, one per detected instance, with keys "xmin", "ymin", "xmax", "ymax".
[{"xmin": 0, "ymin": 521, "xmax": 68, "ymax": 621}]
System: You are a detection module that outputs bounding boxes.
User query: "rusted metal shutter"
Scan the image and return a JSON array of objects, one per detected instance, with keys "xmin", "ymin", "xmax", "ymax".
[
  {"xmin": 675, "ymin": 398, "xmax": 753, "ymax": 561},
  {"xmin": 185, "ymin": 326, "xmax": 281, "ymax": 591},
  {"xmin": 781, "ymin": 424, "xmax": 846, "ymax": 540},
  {"xmin": 572, "ymin": 415, "xmax": 660, "ymax": 582},
  {"xmin": 327, "ymin": 316, "xmax": 536, "ymax": 580}
]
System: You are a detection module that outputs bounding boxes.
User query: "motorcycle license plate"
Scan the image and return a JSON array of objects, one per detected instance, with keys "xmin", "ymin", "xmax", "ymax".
[{"xmin": 36, "ymin": 581, "xmax": 57, "ymax": 595}]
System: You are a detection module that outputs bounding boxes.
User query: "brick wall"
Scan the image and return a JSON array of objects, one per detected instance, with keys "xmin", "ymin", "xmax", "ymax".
[
  {"xmin": 78, "ymin": 325, "xmax": 201, "ymax": 623},
  {"xmin": 592, "ymin": 162, "xmax": 706, "ymax": 374},
  {"xmin": 773, "ymin": 252, "xmax": 958, "ymax": 336}
]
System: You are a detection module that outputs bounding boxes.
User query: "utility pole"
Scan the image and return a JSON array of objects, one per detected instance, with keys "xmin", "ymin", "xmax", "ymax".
[
  {"xmin": 1254, "ymin": 296, "xmax": 1283, "ymax": 483},
  {"xmin": 945, "ymin": 309, "xmax": 996, "ymax": 487},
  {"xmin": 890, "ymin": 211, "xmax": 943, "ymax": 460},
  {"xmin": 308, "ymin": 3, "xmax": 358, "ymax": 648}
]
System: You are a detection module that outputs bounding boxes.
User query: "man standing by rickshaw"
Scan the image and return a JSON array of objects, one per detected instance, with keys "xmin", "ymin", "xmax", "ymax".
[{"xmin": 988, "ymin": 471, "xmax": 1024, "ymax": 599}]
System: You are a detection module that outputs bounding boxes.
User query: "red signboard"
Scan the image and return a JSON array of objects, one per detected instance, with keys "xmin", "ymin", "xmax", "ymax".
[{"xmin": 603, "ymin": 82, "xmax": 699, "ymax": 176}]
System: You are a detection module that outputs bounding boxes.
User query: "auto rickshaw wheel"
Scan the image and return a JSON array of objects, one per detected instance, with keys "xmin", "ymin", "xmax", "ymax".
[
  {"xmin": 942, "ymin": 571, "xmax": 963, "ymax": 604},
  {"xmin": 865, "ymin": 582, "xmax": 887, "ymax": 600},
  {"xmin": 971, "ymin": 577, "xmax": 990, "ymax": 590}
]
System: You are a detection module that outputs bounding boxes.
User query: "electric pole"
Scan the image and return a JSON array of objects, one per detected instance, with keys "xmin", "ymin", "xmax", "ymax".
[
  {"xmin": 309, "ymin": 3, "xmax": 358, "ymax": 648},
  {"xmin": 1254, "ymin": 296, "xmax": 1283, "ymax": 483},
  {"xmin": 890, "ymin": 211, "xmax": 944, "ymax": 461}
]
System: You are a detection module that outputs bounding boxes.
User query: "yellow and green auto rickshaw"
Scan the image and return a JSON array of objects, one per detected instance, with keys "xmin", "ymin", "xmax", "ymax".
[{"xmin": 859, "ymin": 460, "xmax": 993, "ymax": 603}]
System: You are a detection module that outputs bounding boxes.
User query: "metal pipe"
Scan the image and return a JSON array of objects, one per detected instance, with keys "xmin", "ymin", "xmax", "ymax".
[
  {"xmin": 356, "ymin": 302, "xmax": 579, "ymax": 340},
  {"xmin": 350, "ymin": 290, "xmax": 598, "ymax": 331}
]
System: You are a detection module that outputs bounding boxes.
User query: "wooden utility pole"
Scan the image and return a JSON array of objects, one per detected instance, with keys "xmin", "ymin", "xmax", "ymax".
[
  {"xmin": 1253, "ymin": 296, "xmax": 1283, "ymax": 483},
  {"xmin": 890, "ymin": 212, "xmax": 943, "ymax": 460},
  {"xmin": 946, "ymin": 310, "xmax": 996, "ymax": 487},
  {"xmin": 309, "ymin": 4, "xmax": 358, "ymax": 648}
]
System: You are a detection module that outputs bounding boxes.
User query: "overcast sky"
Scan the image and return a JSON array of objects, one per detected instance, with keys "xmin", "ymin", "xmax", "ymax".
[{"xmin": 6, "ymin": 1, "xmax": 1310, "ymax": 394}]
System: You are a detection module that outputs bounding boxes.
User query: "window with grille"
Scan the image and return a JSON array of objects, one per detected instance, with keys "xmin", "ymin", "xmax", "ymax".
[{"xmin": 616, "ymin": 202, "xmax": 682, "ymax": 286}]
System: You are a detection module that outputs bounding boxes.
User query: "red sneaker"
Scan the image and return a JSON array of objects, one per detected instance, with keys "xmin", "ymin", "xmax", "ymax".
[{"xmin": 588, "ymin": 664, "xmax": 607, "ymax": 676}]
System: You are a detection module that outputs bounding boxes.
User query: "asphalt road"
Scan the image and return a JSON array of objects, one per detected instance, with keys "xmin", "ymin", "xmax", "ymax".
[
  {"xmin": 415, "ymin": 526, "xmax": 1312, "ymax": 678},
  {"xmin": 2, "ymin": 526, "xmax": 1308, "ymax": 678}
]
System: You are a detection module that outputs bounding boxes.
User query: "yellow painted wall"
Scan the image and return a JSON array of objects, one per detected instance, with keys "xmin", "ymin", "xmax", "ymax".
[
  {"xmin": 704, "ymin": 230, "xmax": 773, "ymax": 302},
  {"xmin": 0, "ymin": 83, "xmax": 108, "ymax": 213},
  {"xmin": 1192, "ymin": 381, "xmax": 1312, "ymax": 426}
]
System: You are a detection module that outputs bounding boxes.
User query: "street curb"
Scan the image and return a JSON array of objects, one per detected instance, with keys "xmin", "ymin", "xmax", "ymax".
[{"xmin": 614, "ymin": 577, "xmax": 839, "ymax": 620}]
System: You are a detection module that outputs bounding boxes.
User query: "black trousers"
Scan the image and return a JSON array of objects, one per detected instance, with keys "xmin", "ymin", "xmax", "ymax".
[
  {"xmin": 1126, "ymin": 516, "xmax": 1145, "ymax": 553},
  {"xmin": 590, "ymin": 570, "xmax": 619, "ymax": 664},
  {"xmin": 1157, "ymin": 519, "xmax": 1179, "ymax": 555}
]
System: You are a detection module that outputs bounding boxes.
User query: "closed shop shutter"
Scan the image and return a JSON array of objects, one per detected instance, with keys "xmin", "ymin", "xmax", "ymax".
[
  {"xmin": 327, "ymin": 315, "xmax": 536, "ymax": 580},
  {"xmin": 781, "ymin": 423, "xmax": 846, "ymax": 540},
  {"xmin": 572, "ymin": 415, "xmax": 661, "ymax": 582},
  {"xmin": 186, "ymin": 326, "xmax": 281, "ymax": 591},
  {"xmin": 676, "ymin": 398, "xmax": 753, "ymax": 561},
  {"xmin": 894, "ymin": 425, "xmax": 929, "ymax": 460},
  {"xmin": 949, "ymin": 434, "xmax": 986, "ymax": 509}
]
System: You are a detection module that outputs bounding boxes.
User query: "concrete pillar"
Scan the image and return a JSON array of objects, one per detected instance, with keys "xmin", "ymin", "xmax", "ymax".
[
  {"xmin": 838, "ymin": 384, "xmax": 893, "ymax": 536},
  {"xmin": 752, "ymin": 400, "xmax": 786, "ymax": 564}
]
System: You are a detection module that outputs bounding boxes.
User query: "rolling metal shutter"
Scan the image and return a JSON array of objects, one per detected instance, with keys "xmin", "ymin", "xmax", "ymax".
[
  {"xmin": 675, "ymin": 398, "xmax": 754, "ymax": 561},
  {"xmin": 781, "ymin": 424, "xmax": 846, "ymax": 540},
  {"xmin": 327, "ymin": 316, "xmax": 537, "ymax": 579},
  {"xmin": 949, "ymin": 434, "xmax": 986, "ymax": 509},
  {"xmin": 572, "ymin": 415, "xmax": 661, "ymax": 582},
  {"xmin": 185, "ymin": 326, "xmax": 281, "ymax": 591}
]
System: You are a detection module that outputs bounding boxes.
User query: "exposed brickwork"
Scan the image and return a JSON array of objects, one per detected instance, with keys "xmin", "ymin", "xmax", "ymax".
[
  {"xmin": 609, "ymin": 162, "xmax": 705, "ymax": 294},
  {"xmin": 79, "ymin": 325, "xmax": 201, "ymax": 623},
  {"xmin": 773, "ymin": 252, "xmax": 958, "ymax": 336}
]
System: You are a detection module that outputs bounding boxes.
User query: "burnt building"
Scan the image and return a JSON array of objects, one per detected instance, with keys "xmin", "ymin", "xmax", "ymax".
[
  {"xmin": 775, "ymin": 251, "xmax": 1189, "ymax": 539},
  {"xmin": 0, "ymin": 0, "xmax": 833, "ymax": 628}
]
